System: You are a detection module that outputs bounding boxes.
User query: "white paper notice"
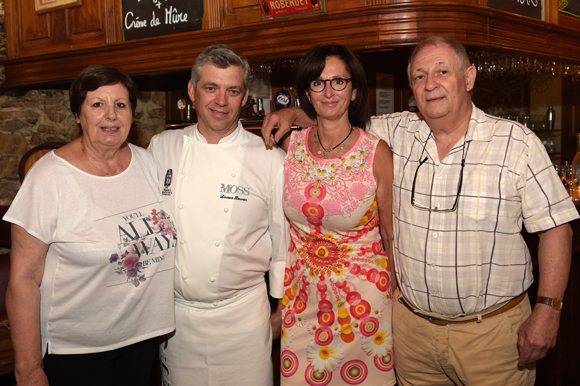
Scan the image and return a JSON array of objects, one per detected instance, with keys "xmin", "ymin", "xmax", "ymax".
[{"xmin": 376, "ymin": 73, "xmax": 394, "ymax": 115}]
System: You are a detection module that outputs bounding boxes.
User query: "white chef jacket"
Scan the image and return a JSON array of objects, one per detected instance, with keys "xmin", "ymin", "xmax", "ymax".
[{"xmin": 148, "ymin": 122, "xmax": 289, "ymax": 303}]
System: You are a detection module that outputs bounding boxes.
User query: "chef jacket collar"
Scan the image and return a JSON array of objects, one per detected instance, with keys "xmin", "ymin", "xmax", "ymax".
[{"xmin": 189, "ymin": 121, "xmax": 244, "ymax": 145}]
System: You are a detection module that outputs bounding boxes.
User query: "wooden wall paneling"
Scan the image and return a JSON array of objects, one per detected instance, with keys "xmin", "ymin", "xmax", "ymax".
[
  {"xmin": 17, "ymin": 0, "xmax": 52, "ymax": 49},
  {"xmin": 107, "ymin": 0, "xmax": 124, "ymax": 44},
  {"xmin": 545, "ymin": 0, "xmax": 559, "ymax": 23},
  {"xmin": 205, "ymin": 0, "xmax": 225, "ymax": 29},
  {"xmin": 224, "ymin": 0, "xmax": 261, "ymax": 27},
  {"xmin": 70, "ymin": 1, "xmax": 105, "ymax": 38},
  {"xmin": 5, "ymin": 0, "xmax": 117, "ymax": 59}
]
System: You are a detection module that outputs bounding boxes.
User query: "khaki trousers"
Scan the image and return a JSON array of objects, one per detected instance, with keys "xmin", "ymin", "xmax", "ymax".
[{"xmin": 393, "ymin": 290, "xmax": 535, "ymax": 386}]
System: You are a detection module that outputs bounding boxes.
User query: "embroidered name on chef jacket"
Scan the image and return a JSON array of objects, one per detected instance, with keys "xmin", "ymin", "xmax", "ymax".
[
  {"xmin": 219, "ymin": 183, "xmax": 250, "ymax": 201},
  {"xmin": 162, "ymin": 169, "xmax": 173, "ymax": 196}
]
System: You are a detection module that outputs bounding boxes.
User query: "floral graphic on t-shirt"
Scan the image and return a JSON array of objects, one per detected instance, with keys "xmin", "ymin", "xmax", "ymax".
[
  {"xmin": 110, "ymin": 208, "xmax": 176, "ymax": 287},
  {"xmin": 151, "ymin": 209, "xmax": 177, "ymax": 239},
  {"xmin": 110, "ymin": 244, "xmax": 146, "ymax": 287}
]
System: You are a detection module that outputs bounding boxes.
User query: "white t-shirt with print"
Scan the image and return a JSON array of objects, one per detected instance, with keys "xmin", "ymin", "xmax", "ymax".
[{"xmin": 4, "ymin": 144, "xmax": 177, "ymax": 355}]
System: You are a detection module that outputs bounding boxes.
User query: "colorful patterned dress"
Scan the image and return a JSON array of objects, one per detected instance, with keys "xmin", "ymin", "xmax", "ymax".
[{"xmin": 281, "ymin": 127, "xmax": 396, "ymax": 386}]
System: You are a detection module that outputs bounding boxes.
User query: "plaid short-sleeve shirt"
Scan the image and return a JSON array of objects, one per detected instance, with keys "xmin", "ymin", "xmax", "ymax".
[{"xmin": 371, "ymin": 104, "xmax": 579, "ymax": 316}]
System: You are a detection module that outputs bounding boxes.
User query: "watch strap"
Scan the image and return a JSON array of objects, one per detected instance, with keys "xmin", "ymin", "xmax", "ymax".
[{"xmin": 536, "ymin": 296, "xmax": 563, "ymax": 310}]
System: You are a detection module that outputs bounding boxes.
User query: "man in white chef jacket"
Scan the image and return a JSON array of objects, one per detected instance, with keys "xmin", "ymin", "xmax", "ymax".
[{"xmin": 148, "ymin": 44, "xmax": 289, "ymax": 386}]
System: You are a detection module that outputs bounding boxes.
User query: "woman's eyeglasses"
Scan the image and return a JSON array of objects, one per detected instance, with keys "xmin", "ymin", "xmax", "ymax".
[
  {"xmin": 308, "ymin": 77, "xmax": 352, "ymax": 93},
  {"xmin": 410, "ymin": 132, "xmax": 466, "ymax": 213}
]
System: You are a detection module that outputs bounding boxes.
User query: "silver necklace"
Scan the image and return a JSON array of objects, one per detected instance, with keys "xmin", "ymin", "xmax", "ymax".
[{"xmin": 315, "ymin": 126, "xmax": 353, "ymax": 158}]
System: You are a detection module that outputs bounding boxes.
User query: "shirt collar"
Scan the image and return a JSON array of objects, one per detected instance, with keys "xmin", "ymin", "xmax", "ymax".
[
  {"xmin": 186, "ymin": 121, "xmax": 244, "ymax": 144},
  {"xmin": 410, "ymin": 103, "xmax": 491, "ymax": 143}
]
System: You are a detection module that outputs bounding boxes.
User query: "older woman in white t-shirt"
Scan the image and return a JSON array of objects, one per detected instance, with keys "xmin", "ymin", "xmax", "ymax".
[{"xmin": 4, "ymin": 65, "xmax": 177, "ymax": 386}]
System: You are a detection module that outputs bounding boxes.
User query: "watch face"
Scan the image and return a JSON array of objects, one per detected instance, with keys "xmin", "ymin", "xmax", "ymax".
[{"xmin": 552, "ymin": 298, "xmax": 563, "ymax": 310}]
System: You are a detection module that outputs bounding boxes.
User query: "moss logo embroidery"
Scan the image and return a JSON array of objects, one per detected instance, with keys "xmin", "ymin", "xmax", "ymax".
[{"xmin": 219, "ymin": 183, "xmax": 250, "ymax": 201}]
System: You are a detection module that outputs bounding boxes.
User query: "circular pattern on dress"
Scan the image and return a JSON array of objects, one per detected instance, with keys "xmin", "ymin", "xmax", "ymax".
[
  {"xmin": 306, "ymin": 239, "xmax": 342, "ymax": 269},
  {"xmin": 317, "ymin": 310, "xmax": 335, "ymax": 326},
  {"xmin": 340, "ymin": 360, "xmax": 368, "ymax": 384},
  {"xmin": 345, "ymin": 291, "xmax": 361, "ymax": 306},
  {"xmin": 374, "ymin": 349, "xmax": 394, "ymax": 372},
  {"xmin": 376, "ymin": 271, "xmax": 389, "ymax": 292},
  {"xmin": 294, "ymin": 298, "xmax": 307, "ymax": 314},
  {"xmin": 314, "ymin": 326, "xmax": 334, "ymax": 346},
  {"xmin": 284, "ymin": 309, "xmax": 296, "ymax": 328},
  {"xmin": 366, "ymin": 268, "xmax": 379, "ymax": 284},
  {"xmin": 284, "ymin": 267, "xmax": 294, "ymax": 286},
  {"xmin": 318, "ymin": 299, "xmax": 333, "ymax": 312},
  {"xmin": 302, "ymin": 202, "xmax": 325, "ymax": 219},
  {"xmin": 281, "ymin": 350, "xmax": 299, "ymax": 377},
  {"xmin": 305, "ymin": 183, "xmax": 326, "ymax": 200},
  {"xmin": 350, "ymin": 299, "xmax": 371, "ymax": 319},
  {"xmin": 304, "ymin": 363, "xmax": 332, "ymax": 386},
  {"xmin": 359, "ymin": 316, "xmax": 379, "ymax": 337}
]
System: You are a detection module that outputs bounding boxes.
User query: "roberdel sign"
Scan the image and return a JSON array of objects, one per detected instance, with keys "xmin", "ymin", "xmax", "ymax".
[{"xmin": 260, "ymin": 0, "xmax": 325, "ymax": 20}]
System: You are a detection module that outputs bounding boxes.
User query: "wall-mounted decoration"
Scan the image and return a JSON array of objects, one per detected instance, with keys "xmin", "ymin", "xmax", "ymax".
[
  {"xmin": 35, "ymin": 0, "xmax": 82, "ymax": 15},
  {"xmin": 488, "ymin": 0, "xmax": 542, "ymax": 20},
  {"xmin": 260, "ymin": 0, "xmax": 325, "ymax": 20},
  {"xmin": 560, "ymin": 0, "xmax": 580, "ymax": 19},
  {"xmin": 122, "ymin": 0, "xmax": 203, "ymax": 41}
]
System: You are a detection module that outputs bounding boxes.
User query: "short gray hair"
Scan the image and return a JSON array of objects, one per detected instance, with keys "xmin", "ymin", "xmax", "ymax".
[
  {"xmin": 190, "ymin": 44, "xmax": 252, "ymax": 90},
  {"xmin": 407, "ymin": 36, "xmax": 471, "ymax": 86}
]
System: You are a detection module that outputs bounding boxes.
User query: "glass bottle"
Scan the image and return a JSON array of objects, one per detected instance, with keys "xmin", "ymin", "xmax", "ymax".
[
  {"xmin": 547, "ymin": 106, "xmax": 555, "ymax": 131},
  {"xmin": 547, "ymin": 139, "xmax": 556, "ymax": 154}
]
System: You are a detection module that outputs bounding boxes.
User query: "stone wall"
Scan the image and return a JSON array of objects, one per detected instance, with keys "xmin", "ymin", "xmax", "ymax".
[{"xmin": 0, "ymin": 89, "xmax": 166, "ymax": 205}]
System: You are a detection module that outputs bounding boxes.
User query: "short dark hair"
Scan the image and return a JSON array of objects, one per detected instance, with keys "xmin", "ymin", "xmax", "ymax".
[
  {"xmin": 190, "ymin": 44, "xmax": 252, "ymax": 91},
  {"xmin": 295, "ymin": 44, "xmax": 370, "ymax": 129},
  {"xmin": 407, "ymin": 36, "xmax": 471, "ymax": 86},
  {"xmin": 69, "ymin": 65, "xmax": 138, "ymax": 118}
]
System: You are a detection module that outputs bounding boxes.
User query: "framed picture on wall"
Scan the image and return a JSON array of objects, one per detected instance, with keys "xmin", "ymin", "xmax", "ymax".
[{"xmin": 35, "ymin": 0, "xmax": 82, "ymax": 15}]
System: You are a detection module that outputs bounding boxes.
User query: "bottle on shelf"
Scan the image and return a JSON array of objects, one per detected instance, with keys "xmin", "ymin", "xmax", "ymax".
[
  {"xmin": 547, "ymin": 139, "xmax": 556, "ymax": 155},
  {"xmin": 547, "ymin": 106, "xmax": 555, "ymax": 131},
  {"xmin": 257, "ymin": 98, "xmax": 265, "ymax": 118}
]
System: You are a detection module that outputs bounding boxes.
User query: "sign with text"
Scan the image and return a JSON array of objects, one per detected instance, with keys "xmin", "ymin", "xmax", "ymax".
[
  {"xmin": 560, "ymin": 0, "xmax": 580, "ymax": 19},
  {"xmin": 260, "ymin": 0, "xmax": 325, "ymax": 20},
  {"xmin": 488, "ymin": 0, "xmax": 543, "ymax": 20},
  {"xmin": 122, "ymin": 0, "xmax": 203, "ymax": 41}
]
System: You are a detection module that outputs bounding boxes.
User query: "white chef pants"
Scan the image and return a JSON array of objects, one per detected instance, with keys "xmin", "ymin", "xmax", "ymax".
[{"xmin": 160, "ymin": 282, "xmax": 273, "ymax": 386}]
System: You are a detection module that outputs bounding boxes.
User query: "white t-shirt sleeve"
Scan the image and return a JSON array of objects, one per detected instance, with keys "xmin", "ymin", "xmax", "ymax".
[{"xmin": 4, "ymin": 153, "xmax": 59, "ymax": 245}]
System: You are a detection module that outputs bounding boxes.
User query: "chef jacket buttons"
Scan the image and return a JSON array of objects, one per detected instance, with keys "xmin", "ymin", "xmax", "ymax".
[
  {"xmin": 213, "ymin": 302, "xmax": 218, "ymax": 307},
  {"xmin": 238, "ymin": 145, "xmax": 243, "ymax": 148},
  {"xmin": 210, "ymin": 276, "xmax": 216, "ymax": 282},
  {"xmin": 224, "ymin": 208, "xmax": 229, "ymax": 213},
  {"xmin": 182, "ymin": 275, "xmax": 189, "ymax": 281},
  {"xmin": 178, "ymin": 204, "xmax": 183, "ymax": 210},
  {"xmin": 231, "ymin": 173, "xmax": 236, "ymax": 178},
  {"xmin": 180, "ymin": 240, "xmax": 185, "ymax": 245},
  {"xmin": 215, "ymin": 241, "xmax": 221, "ymax": 247}
]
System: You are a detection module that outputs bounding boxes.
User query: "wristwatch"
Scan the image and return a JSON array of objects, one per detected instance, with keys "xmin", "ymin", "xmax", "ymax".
[{"xmin": 536, "ymin": 296, "xmax": 563, "ymax": 310}]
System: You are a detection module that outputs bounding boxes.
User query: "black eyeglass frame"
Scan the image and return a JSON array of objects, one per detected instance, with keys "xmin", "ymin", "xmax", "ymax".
[
  {"xmin": 308, "ymin": 77, "xmax": 352, "ymax": 93},
  {"xmin": 410, "ymin": 132, "xmax": 466, "ymax": 213}
]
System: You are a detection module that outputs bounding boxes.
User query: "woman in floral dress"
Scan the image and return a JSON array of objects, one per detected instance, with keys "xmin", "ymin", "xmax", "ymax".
[{"xmin": 278, "ymin": 44, "xmax": 396, "ymax": 386}]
